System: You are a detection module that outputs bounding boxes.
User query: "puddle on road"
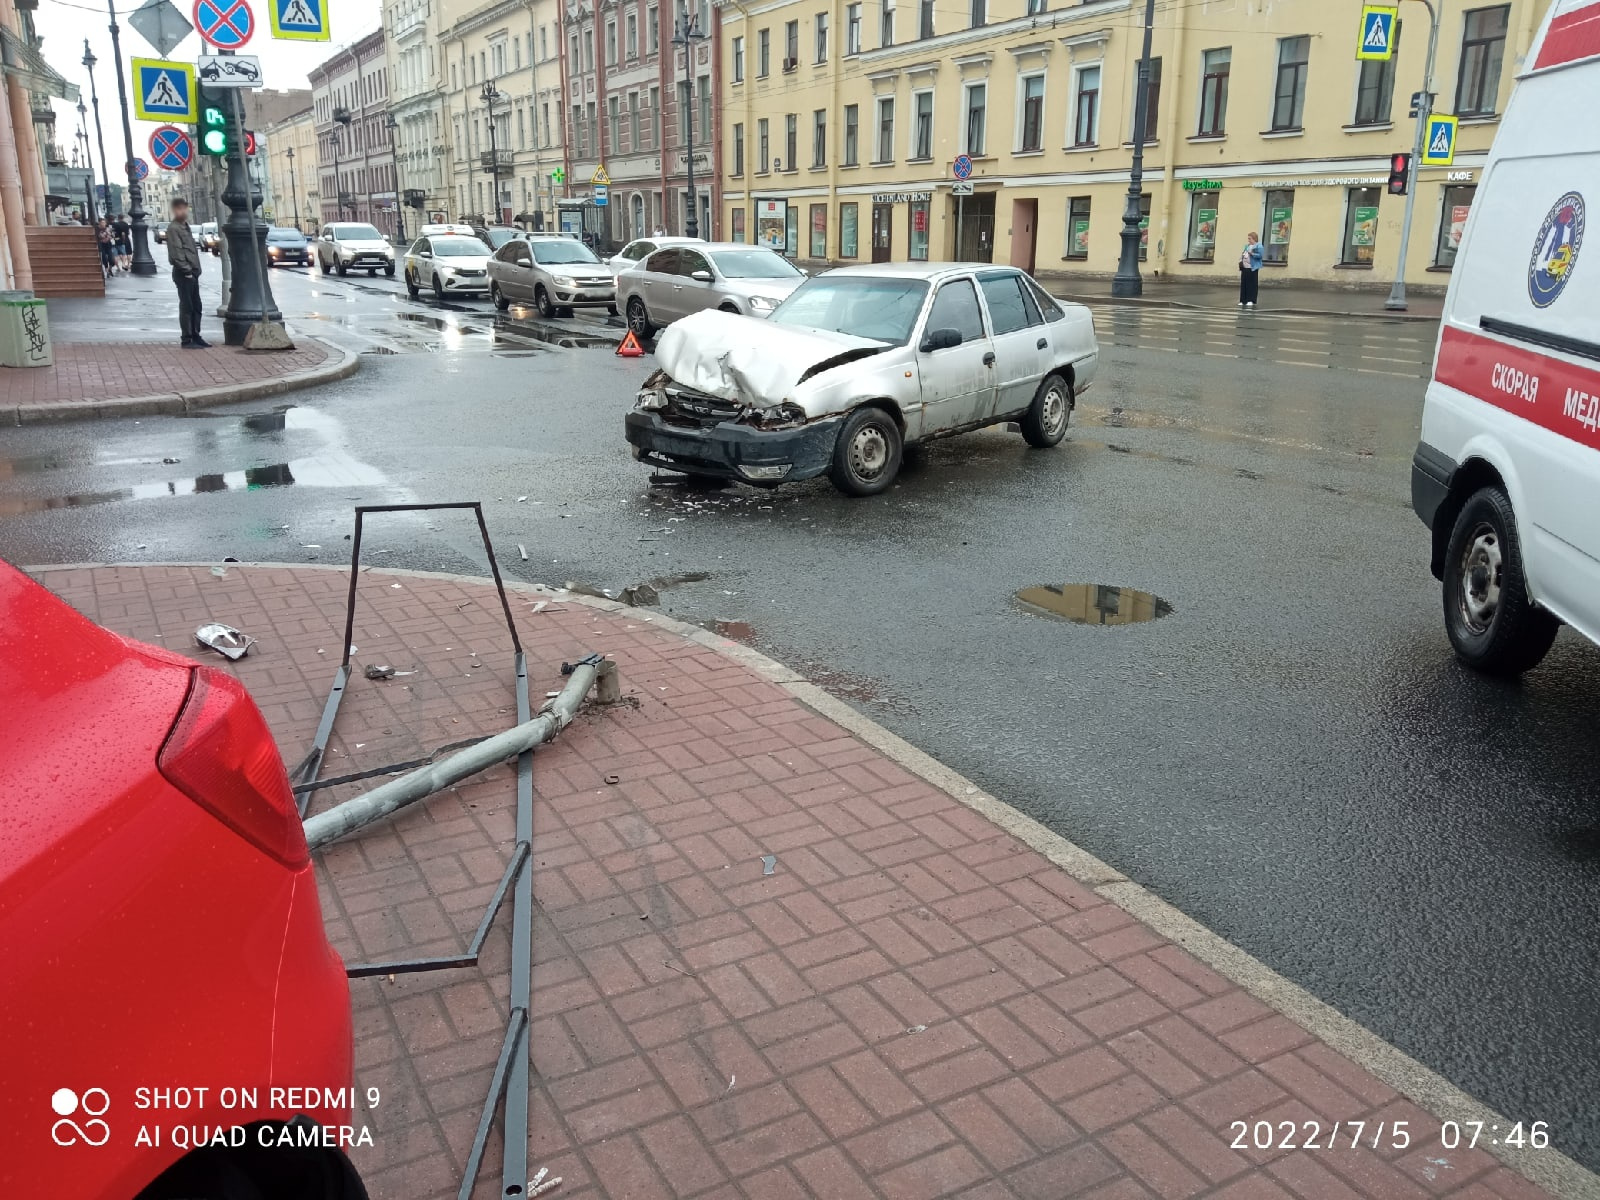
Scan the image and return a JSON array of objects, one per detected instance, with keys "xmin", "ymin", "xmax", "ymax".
[{"xmin": 1015, "ymin": 584, "xmax": 1174, "ymax": 626}]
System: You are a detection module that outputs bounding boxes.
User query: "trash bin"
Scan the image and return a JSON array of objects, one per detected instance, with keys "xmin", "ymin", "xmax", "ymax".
[{"xmin": 0, "ymin": 292, "xmax": 52, "ymax": 368}]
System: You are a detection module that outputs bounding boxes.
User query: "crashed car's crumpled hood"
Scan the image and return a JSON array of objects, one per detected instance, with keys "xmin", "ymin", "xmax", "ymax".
[{"xmin": 655, "ymin": 310, "xmax": 884, "ymax": 409}]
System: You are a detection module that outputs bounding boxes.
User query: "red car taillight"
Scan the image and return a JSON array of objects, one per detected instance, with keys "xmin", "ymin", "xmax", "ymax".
[{"xmin": 158, "ymin": 666, "xmax": 310, "ymax": 869}]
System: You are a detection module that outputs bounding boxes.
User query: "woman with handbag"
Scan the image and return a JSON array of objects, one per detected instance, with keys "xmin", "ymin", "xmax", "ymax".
[{"xmin": 1238, "ymin": 232, "xmax": 1263, "ymax": 308}]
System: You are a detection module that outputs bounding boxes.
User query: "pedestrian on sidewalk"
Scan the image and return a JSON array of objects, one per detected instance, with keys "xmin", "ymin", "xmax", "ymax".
[
  {"xmin": 165, "ymin": 199, "xmax": 210, "ymax": 349},
  {"xmin": 1239, "ymin": 232, "xmax": 1263, "ymax": 308},
  {"xmin": 112, "ymin": 213, "xmax": 132, "ymax": 274},
  {"xmin": 95, "ymin": 220, "xmax": 116, "ymax": 279}
]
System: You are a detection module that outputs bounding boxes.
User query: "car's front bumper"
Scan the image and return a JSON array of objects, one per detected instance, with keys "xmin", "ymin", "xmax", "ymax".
[
  {"xmin": 438, "ymin": 274, "xmax": 489, "ymax": 293},
  {"xmin": 553, "ymin": 284, "xmax": 616, "ymax": 308},
  {"xmin": 625, "ymin": 409, "xmax": 842, "ymax": 484}
]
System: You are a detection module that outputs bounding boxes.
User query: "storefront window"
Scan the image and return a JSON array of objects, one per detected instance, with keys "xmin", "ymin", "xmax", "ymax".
[
  {"xmin": 909, "ymin": 198, "xmax": 930, "ymax": 260},
  {"xmin": 810, "ymin": 203, "xmax": 828, "ymax": 258},
  {"xmin": 732, "ymin": 207, "xmax": 746, "ymax": 243},
  {"xmin": 1262, "ymin": 188, "xmax": 1293, "ymax": 265},
  {"xmin": 786, "ymin": 205, "xmax": 799, "ymax": 255},
  {"xmin": 1435, "ymin": 185, "xmax": 1475, "ymax": 268},
  {"xmin": 840, "ymin": 203, "xmax": 859, "ymax": 257},
  {"xmin": 1186, "ymin": 190, "xmax": 1219, "ymax": 261},
  {"xmin": 1342, "ymin": 186, "xmax": 1381, "ymax": 265},
  {"xmin": 1138, "ymin": 192, "xmax": 1151, "ymax": 261},
  {"xmin": 1066, "ymin": 196, "xmax": 1091, "ymax": 260}
]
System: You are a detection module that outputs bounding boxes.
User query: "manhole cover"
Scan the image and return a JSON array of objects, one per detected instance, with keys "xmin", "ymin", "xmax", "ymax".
[{"xmin": 1015, "ymin": 584, "xmax": 1173, "ymax": 626}]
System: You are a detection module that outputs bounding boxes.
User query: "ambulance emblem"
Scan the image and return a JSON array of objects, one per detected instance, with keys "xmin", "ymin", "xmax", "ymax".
[{"xmin": 1528, "ymin": 191, "xmax": 1585, "ymax": 309}]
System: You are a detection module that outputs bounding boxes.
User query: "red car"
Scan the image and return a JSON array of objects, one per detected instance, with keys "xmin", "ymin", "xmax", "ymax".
[{"xmin": 0, "ymin": 562, "xmax": 366, "ymax": 1200}]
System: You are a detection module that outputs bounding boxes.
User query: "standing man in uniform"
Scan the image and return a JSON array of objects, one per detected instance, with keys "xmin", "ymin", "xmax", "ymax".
[{"xmin": 166, "ymin": 198, "xmax": 210, "ymax": 348}]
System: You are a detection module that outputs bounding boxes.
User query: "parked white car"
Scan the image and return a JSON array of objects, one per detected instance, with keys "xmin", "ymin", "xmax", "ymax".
[
  {"xmin": 607, "ymin": 235, "xmax": 702, "ymax": 276},
  {"xmin": 402, "ymin": 234, "xmax": 492, "ymax": 300},
  {"xmin": 620, "ymin": 243, "xmax": 806, "ymax": 338},
  {"xmin": 627, "ymin": 263, "xmax": 1099, "ymax": 496}
]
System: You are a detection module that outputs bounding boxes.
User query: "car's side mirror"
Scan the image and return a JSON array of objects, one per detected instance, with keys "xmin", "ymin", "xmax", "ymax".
[
  {"xmin": 921, "ymin": 327, "xmax": 962, "ymax": 352},
  {"xmin": 691, "ymin": 270, "xmax": 713, "ymax": 283}
]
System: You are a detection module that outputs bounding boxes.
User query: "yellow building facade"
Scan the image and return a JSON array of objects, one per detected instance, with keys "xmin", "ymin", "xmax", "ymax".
[{"xmin": 719, "ymin": 0, "xmax": 1552, "ymax": 290}]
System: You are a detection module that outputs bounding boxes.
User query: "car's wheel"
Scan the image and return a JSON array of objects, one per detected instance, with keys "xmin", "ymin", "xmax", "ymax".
[
  {"xmin": 405, "ymin": 270, "xmax": 419, "ymax": 300},
  {"xmin": 626, "ymin": 297, "xmax": 654, "ymax": 338},
  {"xmin": 336, "ymin": 260, "xmax": 347, "ymax": 276},
  {"xmin": 385, "ymin": 263, "xmax": 395, "ymax": 277},
  {"xmin": 1020, "ymin": 373, "xmax": 1072, "ymax": 448},
  {"xmin": 535, "ymin": 285, "xmax": 556, "ymax": 318},
  {"xmin": 491, "ymin": 284, "xmax": 509, "ymax": 311},
  {"xmin": 718, "ymin": 303, "xmax": 740, "ymax": 314},
  {"xmin": 1442, "ymin": 485, "xmax": 1559, "ymax": 675},
  {"xmin": 432, "ymin": 273, "xmax": 445, "ymax": 302},
  {"xmin": 829, "ymin": 406, "xmax": 903, "ymax": 497}
]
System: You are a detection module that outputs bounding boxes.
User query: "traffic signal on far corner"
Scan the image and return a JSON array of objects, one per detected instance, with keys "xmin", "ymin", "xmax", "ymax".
[
  {"xmin": 199, "ymin": 103, "xmax": 228, "ymax": 156},
  {"xmin": 1387, "ymin": 152, "xmax": 1412, "ymax": 196}
]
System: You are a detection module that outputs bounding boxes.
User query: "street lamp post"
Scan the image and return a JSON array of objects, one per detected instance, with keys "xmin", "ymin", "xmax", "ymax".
[
  {"xmin": 81, "ymin": 43, "xmax": 112, "ymax": 220},
  {"xmin": 385, "ymin": 113, "xmax": 406, "ymax": 242},
  {"xmin": 672, "ymin": 10, "xmax": 707, "ymax": 238},
  {"xmin": 285, "ymin": 145, "xmax": 302, "ymax": 231},
  {"xmin": 331, "ymin": 108, "xmax": 352, "ymax": 220},
  {"xmin": 103, "ymin": 1, "xmax": 157, "ymax": 274},
  {"xmin": 1110, "ymin": 0, "xmax": 1156, "ymax": 298},
  {"xmin": 76, "ymin": 102, "xmax": 97, "ymax": 221},
  {"xmin": 481, "ymin": 80, "xmax": 502, "ymax": 224}
]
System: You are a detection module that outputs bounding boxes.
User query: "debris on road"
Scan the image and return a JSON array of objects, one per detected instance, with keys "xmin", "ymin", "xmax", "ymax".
[
  {"xmin": 194, "ymin": 623, "xmax": 256, "ymax": 661},
  {"xmin": 364, "ymin": 664, "xmax": 397, "ymax": 680},
  {"xmin": 761, "ymin": 854, "xmax": 777, "ymax": 876}
]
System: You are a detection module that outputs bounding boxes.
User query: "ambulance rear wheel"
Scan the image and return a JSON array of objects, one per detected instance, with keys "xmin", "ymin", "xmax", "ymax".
[{"xmin": 1442, "ymin": 485, "xmax": 1559, "ymax": 675}]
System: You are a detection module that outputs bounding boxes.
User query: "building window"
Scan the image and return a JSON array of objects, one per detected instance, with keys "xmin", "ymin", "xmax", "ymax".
[
  {"xmin": 1026, "ymin": 0, "xmax": 1045, "ymax": 11},
  {"xmin": 732, "ymin": 35, "xmax": 744, "ymax": 81},
  {"xmin": 843, "ymin": 104, "xmax": 859, "ymax": 164},
  {"xmin": 647, "ymin": 4, "xmax": 658, "ymax": 52},
  {"xmin": 678, "ymin": 79, "xmax": 693, "ymax": 141},
  {"xmin": 584, "ymin": 29, "xmax": 595, "ymax": 71},
  {"xmin": 964, "ymin": 83, "xmax": 986, "ymax": 156},
  {"xmin": 812, "ymin": 109, "xmax": 827, "ymax": 166},
  {"xmin": 758, "ymin": 117, "xmax": 769, "ymax": 171},
  {"xmin": 875, "ymin": 96, "xmax": 895, "ymax": 161},
  {"xmin": 918, "ymin": 0, "xmax": 933, "ymax": 38},
  {"xmin": 846, "ymin": 4, "xmax": 861, "ymax": 54},
  {"xmin": 840, "ymin": 202, "xmax": 859, "ymax": 256},
  {"xmin": 970, "ymin": 0, "xmax": 984, "ymax": 27},
  {"xmin": 1354, "ymin": 22, "xmax": 1400, "ymax": 124},
  {"xmin": 627, "ymin": 12, "xmax": 638, "ymax": 57},
  {"xmin": 1261, "ymin": 188, "xmax": 1293, "ymax": 264},
  {"xmin": 1272, "ymin": 36, "xmax": 1310, "ymax": 131},
  {"xmin": 880, "ymin": 0, "xmax": 894, "ymax": 47},
  {"xmin": 700, "ymin": 75, "xmax": 712, "ymax": 140},
  {"xmin": 733, "ymin": 122, "xmax": 744, "ymax": 175},
  {"xmin": 758, "ymin": 28, "xmax": 770, "ymax": 76},
  {"xmin": 815, "ymin": 12, "xmax": 828, "ymax": 62},
  {"xmin": 1131, "ymin": 56, "xmax": 1161, "ymax": 141},
  {"xmin": 784, "ymin": 113, "xmax": 798, "ymax": 169},
  {"xmin": 568, "ymin": 32, "xmax": 579, "ymax": 71},
  {"xmin": 1198, "ymin": 47, "xmax": 1230, "ymax": 136},
  {"xmin": 1066, "ymin": 196, "xmax": 1090, "ymax": 259},
  {"xmin": 909, "ymin": 197, "xmax": 929, "ymax": 260},
  {"xmin": 608, "ymin": 96, "xmax": 619, "ymax": 148},
  {"xmin": 785, "ymin": 20, "xmax": 799, "ymax": 68},
  {"xmin": 1186, "ymin": 190, "xmax": 1219, "ymax": 261},
  {"xmin": 1435, "ymin": 184, "xmax": 1475, "ymax": 268},
  {"xmin": 1072, "ymin": 66, "xmax": 1100, "ymax": 147},
  {"xmin": 732, "ymin": 206, "xmax": 746, "ymax": 242},
  {"xmin": 1019, "ymin": 73, "xmax": 1044, "ymax": 152},
  {"xmin": 810, "ymin": 202, "xmax": 827, "ymax": 257},
  {"xmin": 605, "ymin": 21, "xmax": 617, "ymax": 64},
  {"xmin": 1342, "ymin": 186, "xmax": 1381, "ymax": 265},
  {"xmin": 1456, "ymin": 5, "xmax": 1509, "ymax": 116},
  {"xmin": 912, "ymin": 90, "xmax": 933, "ymax": 159}
]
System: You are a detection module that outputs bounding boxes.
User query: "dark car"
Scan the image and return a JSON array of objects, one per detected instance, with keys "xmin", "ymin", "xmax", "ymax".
[{"xmin": 266, "ymin": 226, "xmax": 310, "ymax": 267}]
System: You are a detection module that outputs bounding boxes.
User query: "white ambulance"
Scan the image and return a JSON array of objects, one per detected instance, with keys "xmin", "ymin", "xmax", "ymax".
[{"xmin": 1413, "ymin": 0, "xmax": 1600, "ymax": 674}]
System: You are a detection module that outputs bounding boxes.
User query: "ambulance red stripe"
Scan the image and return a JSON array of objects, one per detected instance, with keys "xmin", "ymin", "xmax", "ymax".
[
  {"xmin": 1434, "ymin": 325, "xmax": 1600, "ymax": 453},
  {"xmin": 1534, "ymin": 3, "xmax": 1600, "ymax": 70}
]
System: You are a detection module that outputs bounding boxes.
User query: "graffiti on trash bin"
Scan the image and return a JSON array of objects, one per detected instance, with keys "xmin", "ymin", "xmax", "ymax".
[{"xmin": 21, "ymin": 306, "xmax": 47, "ymax": 364}]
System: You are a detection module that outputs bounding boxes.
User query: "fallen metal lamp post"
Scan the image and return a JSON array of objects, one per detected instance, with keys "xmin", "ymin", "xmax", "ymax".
[{"xmin": 303, "ymin": 655, "xmax": 617, "ymax": 850}]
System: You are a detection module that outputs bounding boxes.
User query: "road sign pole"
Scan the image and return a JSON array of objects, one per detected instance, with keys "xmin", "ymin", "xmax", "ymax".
[
  {"xmin": 1387, "ymin": 0, "xmax": 1440, "ymax": 312},
  {"xmin": 107, "ymin": 0, "xmax": 158, "ymax": 274}
]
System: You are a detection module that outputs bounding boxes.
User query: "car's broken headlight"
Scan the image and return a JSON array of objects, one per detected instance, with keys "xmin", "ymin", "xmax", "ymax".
[
  {"xmin": 749, "ymin": 402, "xmax": 806, "ymax": 430},
  {"xmin": 636, "ymin": 388, "xmax": 669, "ymax": 410}
]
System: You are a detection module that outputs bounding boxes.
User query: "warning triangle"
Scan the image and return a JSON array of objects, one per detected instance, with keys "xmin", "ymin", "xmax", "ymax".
[
  {"xmin": 1363, "ymin": 17, "xmax": 1389, "ymax": 49},
  {"xmin": 145, "ymin": 71, "xmax": 183, "ymax": 108},
  {"xmin": 1430, "ymin": 125, "xmax": 1452, "ymax": 154},
  {"xmin": 616, "ymin": 329, "xmax": 645, "ymax": 357}
]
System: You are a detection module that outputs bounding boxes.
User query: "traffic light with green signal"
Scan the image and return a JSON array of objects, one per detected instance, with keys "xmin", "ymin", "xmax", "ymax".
[{"xmin": 199, "ymin": 101, "xmax": 228, "ymax": 156}]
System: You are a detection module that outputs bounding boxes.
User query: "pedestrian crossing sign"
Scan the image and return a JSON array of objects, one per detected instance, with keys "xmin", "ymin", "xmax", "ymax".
[
  {"xmin": 269, "ymin": 0, "xmax": 327, "ymax": 41},
  {"xmin": 1357, "ymin": 5, "xmax": 1397, "ymax": 61},
  {"xmin": 131, "ymin": 57, "xmax": 196, "ymax": 122},
  {"xmin": 1422, "ymin": 114, "xmax": 1459, "ymax": 166}
]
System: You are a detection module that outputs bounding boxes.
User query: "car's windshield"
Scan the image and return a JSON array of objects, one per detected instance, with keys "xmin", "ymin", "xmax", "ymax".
[
  {"xmin": 769, "ymin": 277, "xmax": 930, "ymax": 345},
  {"xmin": 432, "ymin": 236, "xmax": 487, "ymax": 257},
  {"xmin": 531, "ymin": 240, "xmax": 601, "ymax": 265},
  {"xmin": 333, "ymin": 224, "xmax": 384, "ymax": 240},
  {"xmin": 483, "ymin": 228, "xmax": 520, "ymax": 248},
  {"xmin": 709, "ymin": 249, "xmax": 801, "ymax": 279},
  {"xmin": 267, "ymin": 228, "xmax": 303, "ymax": 242}
]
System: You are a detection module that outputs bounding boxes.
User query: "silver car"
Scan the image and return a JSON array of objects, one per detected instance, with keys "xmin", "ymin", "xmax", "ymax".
[
  {"xmin": 620, "ymin": 243, "xmax": 805, "ymax": 339},
  {"xmin": 626, "ymin": 263, "xmax": 1099, "ymax": 496},
  {"xmin": 402, "ymin": 234, "xmax": 492, "ymax": 300},
  {"xmin": 486, "ymin": 235, "xmax": 616, "ymax": 317},
  {"xmin": 314, "ymin": 221, "xmax": 396, "ymax": 277},
  {"xmin": 606, "ymin": 235, "xmax": 702, "ymax": 276}
]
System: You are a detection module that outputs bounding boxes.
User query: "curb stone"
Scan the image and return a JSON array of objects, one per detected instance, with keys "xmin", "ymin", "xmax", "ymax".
[
  {"xmin": 9, "ymin": 336, "xmax": 361, "ymax": 425},
  {"xmin": 23, "ymin": 559, "xmax": 1600, "ymax": 1200},
  {"xmin": 1056, "ymin": 290, "xmax": 1443, "ymax": 323}
]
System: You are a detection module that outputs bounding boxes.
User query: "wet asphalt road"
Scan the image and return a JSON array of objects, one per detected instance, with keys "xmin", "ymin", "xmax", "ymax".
[{"xmin": 5, "ymin": 267, "xmax": 1599, "ymax": 1173}]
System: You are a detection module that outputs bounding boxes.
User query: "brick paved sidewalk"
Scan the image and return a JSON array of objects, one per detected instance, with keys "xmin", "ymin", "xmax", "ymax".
[{"xmin": 35, "ymin": 564, "xmax": 1568, "ymax": 1200}]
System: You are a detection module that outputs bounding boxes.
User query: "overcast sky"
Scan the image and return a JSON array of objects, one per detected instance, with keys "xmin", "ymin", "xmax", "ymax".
[{"xmin": 34, "ymin": 0, "xmax": 381, "ymax": 163}]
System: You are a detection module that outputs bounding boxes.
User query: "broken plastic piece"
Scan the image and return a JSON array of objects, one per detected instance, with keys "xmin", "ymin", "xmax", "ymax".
[
  {"xmin": 761, "ymin": 854, "xmax": 777, "ymax": 876},
  {"xmin": 364, "ymin": 664, "xmax": 397, "ymax": 680},
  {"xmin": 195, "ymin": 623, "xmax": 256, "ymax": 661}
]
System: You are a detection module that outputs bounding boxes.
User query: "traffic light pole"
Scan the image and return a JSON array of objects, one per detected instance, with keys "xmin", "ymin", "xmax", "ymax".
[
  {"xmin": 220, "ymin": 84, "xmax": 287, "ymax": 346},
  {"xmin": 1386, "ymin": 0, "xmax": 1440, "ymax": 312}
]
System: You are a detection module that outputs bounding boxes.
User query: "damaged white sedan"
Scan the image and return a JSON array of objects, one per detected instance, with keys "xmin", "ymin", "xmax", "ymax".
[{"xmin": 626, "ymin": 263, "xmax": 1099, "ymax": 496}]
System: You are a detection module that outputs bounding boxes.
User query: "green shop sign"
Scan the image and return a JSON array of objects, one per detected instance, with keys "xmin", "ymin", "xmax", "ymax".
[{"xmin": 1182, "ymin": 180, "xmax": 1223, "ymax": 191}]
